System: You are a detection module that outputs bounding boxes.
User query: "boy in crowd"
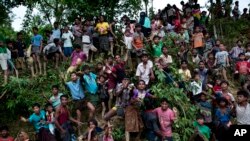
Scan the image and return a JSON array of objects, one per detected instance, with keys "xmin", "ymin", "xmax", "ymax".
[
  {"xmin": 0, "ymin": 38, "xmax": 8, "ymax": 85},
  {"xmin": 154, "ymin": 98, "xmax": 177, "ymax": 141},
  {"xmin": 0, "ymin": 126, "xmax": 14, "ymax": 141},
  {"xmin": 31, "ymin": 27, "xmax": 43, "ymax": 75},
  {"xmin": 62, "ymin": 26, "xmax": 74, "ymax": 58},
  {"xmin": 234, "ymin": 53, "xmax": 250, "ymax": 84},
  {"xmin": 192, "ymin": 26, "xmax": 204, "ymax": 56},
  {"xmin": 43, "ymin": 85, "xmax": 64, "ymax": 109},
  {"xmin": 234, "ymin": 90, "xmax": 250, "ymax": 125},
  {"xmin": 14, "ymin": 32, "xmax": 26, "ymax": 70}
]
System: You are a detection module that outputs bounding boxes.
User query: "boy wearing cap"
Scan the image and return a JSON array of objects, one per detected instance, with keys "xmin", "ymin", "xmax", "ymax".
[{"xmin": 0, "ymin": 38, "xmax": 8, "ymax": 85}]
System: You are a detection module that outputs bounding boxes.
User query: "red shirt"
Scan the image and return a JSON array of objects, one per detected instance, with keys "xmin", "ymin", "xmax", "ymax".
[
  {"xmin": 0, "ymin": 137, "xmax": 14, "ymax": 141},
  {"xmin": 236, "ymin": 61, "xmax": 250, "ymax": 75},
  {"xmin": 213, "ymin": 85, "xmax": 221, "ymax": 93}
]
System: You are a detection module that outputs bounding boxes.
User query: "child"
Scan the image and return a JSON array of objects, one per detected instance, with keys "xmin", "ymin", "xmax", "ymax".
[
  {"xmin": 132, "ymin": 23, "xmax": 145, "ymax": 57},
  {"xmin": 235, "ymin": 53, "xmax": 250, "ymax": 84},
  {"xmin": 43, "ymin": 38, "xmax": 65, "ymax": 74},
  {"xmin": 152, "ymin": 35, "xmax": 163, "ymax": 57},
  {"xmin": 15, "ymin": 131, "xmax": 30, "ymax": 141},
  {"xmin": 97, "ymin": 75, "xmax": 109, "ymax": 118},
  {"xmin": 192, "ymin": 116, "xmax": 211, "ymax": 141},
  {"xmin": 101, "ymin": 124, "xmax": 114, "ymax": 141},
  {"xmin": 20, "ymin": 103, "xmax": 56, "ymax": 141},
  {"xmin": 6, "ymin": 41, "xmax": 19, "ymax": 78},
  {"xmin": 66, "ymin": 44, "xmax": 87, "ymax": 74},
  {"xmin": 160, "ymin": 46, "xmax": 173, "ymax": 66},
  {"xmin": 82, "ymin": 65, "xmax": 99, "ymax": 106},
  {"xmin": 154, "ymin": 98, "xmax": 177, "ymax": 141},
  {"xmin": 178, "ymin": 60, "xmax": 191, "ymax": 82},
  {"xmin": 45, "ymin": 103, "xmax": 55, "ymax": 135},
  {"xmin": 197, "ymin": 93, "xmax": 212, "ymax": 125},
  {"xmin": 14, "ymin": 32, "xmax": 26, "ymax": 70},
  {"xmin": 230, "ymin": 40, "xmax": 245, "ymax": 61},
  {"xmin": 49, "ymin": 85, "xmax": 63, "ymax": 109},
  {"xmin": 212, "ymin": 79, "xmax": 222, "ymax": 94},
  {"xmin": 203, "ymin": 33, "xmax": 214, "ymax": 59},
  {"xmin": 235, "ymin": 90, "xmax": 250, "ymax": 125},
  {"xmin": 190, "ymin": 73, "xmax": 203, "ymax": 103},
  {"xmin": 82, "ymin": 29, "xmax": 97, "ymax": 60},
  {"xmin": 206, "ymin": 53, "xmax": 215, "ymax": 70},
  {"xmin": 177, "ymin": 45, "xmax": 189, "ymax": 62},
  {"xmin": 192, "ymin": 26, "xmax": 204, "ymax": 56},
  {"xmin": 31, "ymin": 27, "xmax": 43, "ymax": 75},
  {"xmin": 214, "ymin": 98, "xmax": 232, "ymax": 140},
  {"xmin": 82, "ymin": 119, "xmax": 102, "ymax": 141},
  {"xmin": 0, "ymin": 38, "xmax": 8, "ymax": 85},
  {"xmin": 191, "ymin": 49, "xmax": 202, "ymax": 65},
  {"xmin": 0, "ymin": 125, "xmax": 14, "ymax": 141},
  {"xmin": 214, "ymin": 44, "xmax": 230, "ymax": 81},
  {"xmin": 124, "ymin": 28, "xmax": 133, "ymax": 51},
  {"xmin": 62, "ymin": 25, "xmax": 74, "ymax": 57},
  {"xmin": 216, "ymin": 81, "xmax": 235, "ymax": 107}
]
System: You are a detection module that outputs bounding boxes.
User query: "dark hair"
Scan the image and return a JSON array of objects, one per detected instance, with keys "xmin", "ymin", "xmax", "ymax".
[
  {"xmin": 32, "ymin": 103, "xmax": 40, "ymax": 108},
  {"xmin": 135, "ymin": 23, "xmax": 141, "ymax": 28},
  {"xmin": 88, "ymin": 118, "xmax": 98, "ymax": 127},
  {"xmin": 82, "ymin": 65, "xmax": 90, "ymax": 71},
  {"xmin": 60, "ymin": 94, "xmax": 69, "ymax": 99},
  {"xmin": 238, "ymin": 53, "xmax": 245, "ymax": 57},
  {"xmin": 106, "ymin": 55, "xmax": 113, "ymax": 60},
  {"xmin": 181, "ymin": 60, "xmax": 188, "ymax": 65},
  {"xmin": 161, "ymin": 46, "xmax": 168, "ymax": 51},
  {"xmin": 52, "ymin": 85, "xmax": 59, "ymax": 90},
  {"xmin": 17, "ymin": 32, "xmax": 23, "ymax": 36},
  {"xmin": 153, "ymin": 35, "xmax": 160, "ymax": 40},
  {"xmin": 144, "ymin": 98, "xmax": 154, "ymax": 110},
  {"xmin": 73, "ymin": 44, "xmax": 81, "ymax": 49},
  {"xmin": 138, "ymin": 80, "xmax": 146, "ymax": 85},
  {"xmin": 220, "ymin": 80, "xmax": 229, "ymax": 86},
  {"xmin": 53, "ymin": 38, "xmax": 60, "ymax": 44},
  {"xmin": 160, "ymin": 98, "xmax": 169, "ymax": 104},
  {"xmin": 32, "ymin": 27, "xmax": 38, "ymax": 31},
  {"xmin": 236, "ymin": 39, "xmax": 242, "ymax": 44},
  {"xmin": 237, "ymin": 90, "xmax": 249, "ymax": 98},
  {"xmin": 45, "ymin": 103, "xmax": 53, "ymax": 108},
  {"xmin": 199, "ymin": 61, "xmax": 205, "ymax": 64},
  {"xmin": 54, "ymin": 21, "xmax": 59, "ymax": 25},
  {"xmin": 0, "ymin": 125, "xmax": 9, "ymax": 131},
  {"xmin": 217, "ymin": 97, "xmax": 228, "ymax": 106},
  {"xmin": 196, "ymin": 115, "xmax": 204, "ymax": 120}
]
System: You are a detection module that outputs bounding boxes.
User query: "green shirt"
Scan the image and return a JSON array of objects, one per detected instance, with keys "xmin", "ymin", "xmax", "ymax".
[
  {"xmin": 0, "ymin": 46, "xmax": 7, "ymax": 54},
  {"xmin": 153, "ymin": 41, "xmax": 163, "ymax": 57},
  {"xmin": 193, "ymin": 121, "xmax": 210, "ymax": 141}
]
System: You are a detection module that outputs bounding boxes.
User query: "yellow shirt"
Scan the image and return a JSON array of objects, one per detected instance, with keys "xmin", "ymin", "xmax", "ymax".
[
  {"xmin": 95, "ymin": 22, "xmax": 109, "ymax": 35},
  {"xmin": 178, "ymin": 69, "xmax": 191, "ymax": 81}
]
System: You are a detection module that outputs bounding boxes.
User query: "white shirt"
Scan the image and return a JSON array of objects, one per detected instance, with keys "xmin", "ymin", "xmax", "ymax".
[
  {"xmin": 52, "ymin": 29, "xmax": 61, "ymax": 39},
  {"xmin": 236, "ymin": 103, "xmax": 250, "ymax": 125},
  {"xmin": 136, "ymin": 60, "xmax": 153, "ymax": 85},
  {"xmin": 62, "ymin": 31, "xmax": 74, "ymax": 47},
  {"xmin": 124, "ymin": 36, "xmax": 133, "ymax": 49},
  {"xmin": 43, "ymin": 43, "xmax": 62, "ymax": 54},
  {"xmin": 190, "ymin": 81, "xmax": 202, "ymax": 95},
  {"xmin": 160, "ymin": 54, "xmax": 173, "ymax": 64},
  {"xmin": 7, "ymin": 48, "xmax": 11, "ymax": 59}
]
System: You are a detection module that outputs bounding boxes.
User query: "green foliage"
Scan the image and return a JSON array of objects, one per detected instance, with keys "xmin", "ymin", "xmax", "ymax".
[{"xmin": 112, "ymin": 127, "xmax": 125, "ymax": 141}]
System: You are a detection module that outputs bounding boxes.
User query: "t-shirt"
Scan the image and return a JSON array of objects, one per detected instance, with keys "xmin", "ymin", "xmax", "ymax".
[
  {"xmin": 235, "ymin": 61, "xmax": 250, "ymax": 75},
  {"xmin": 62, "ymin": 31, "xmax": 74, "ymax": 47},
  {"xmin": 43, "ymin": 43, "xmax": 62, "ymax": 55},
  {"xmin": 153, "ymin": 41, "xmax": 163, "ymax": 57},
  {"xmin": 136, "ymin": 60, "xmax": 153, "ymax": 85},
  {"xmin": 50, "ymin": 93, "xmax": 63, "ymax": 108},
  {"xmin": 192, "ymin": 32, "xmax": 204, "ymax": 48},
  {"xmin": 193, "ymin": 121, "xmax": 211, "ymax": 140},
  {"xmin": 236, "ymin": 103, "xmax": 250, "ymax": 125},
  {"xmin": 142, "ymin": 110, "xmax": 160, "ymax": 133},
  {"xmin": 230, "ymin": 46, "xmax": 245, "ymax": 59},
  {"xmin": 70, "ymin": 51, "xmax": 86, "ymax": 66},
  {"xmin": 31, "ymin": 34, "xmax": 43, "ymax": 47},
  {"xmin": 190, "ymin": 81, "xmax": 203, "ymax": 95},
  {"xmin": 0, "ymin": 137, "xmax": 14, "ymax": 141},
  {"xmin": 66, "ymin": 79, "xmax": 85, "ymax": 100},
  {"xmin": 96, "ymin": 22, "xmax": 109, "ymax": 35},
  {"xmin": 83, "ymin": 72, "xmax": 98, "ymax": 94},
  {"xmin": 14, "ymin": 40, "xmax": 26, "ymax": 57},
  {"xmin": 28, "ymin": 110, "xmax": 48, "ymax": 133},
  {"xmin": 72, "ymin": 25, "xmax": 82, "ymax": 38},
  {"xmin": 178, "ymin": 69, "xmax": 191, "ymax": 81},
  {"xmin": 160, "ymin": 54, "xmax": 173, "ymax": 64},
  {"xmin": 215, "ymin": 51, "xmax": 228, "ymax": 65},
  {"xmin": 154, "ymin": 107, "xmax": 175, "ymax": 137},
  {"xmin": 52, "ymin": 29, "xmax": 61, "ymax": 39},
  {"xmin": 112, "ymin": 61, "xmax": 126, "ymax": 83}
]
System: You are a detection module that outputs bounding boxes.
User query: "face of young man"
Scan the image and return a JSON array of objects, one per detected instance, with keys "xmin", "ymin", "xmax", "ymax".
[
  {"xmin": 52, "ymin": 88, "xmax": 59, "ymax": 95},
  {"xmin": 161, "ymin": 101, "xmax": 169, "ymax": 111},
  {"xmin": 237, "ymin": 95, "xmax": 247, "ymax": 104},
  {"xmin": 71, "ymin": 73, "xmax": 78, "ymax": 81},
  {"xmin": 0, "ymin": 130, "xmax": 8, "ymax": 138},
  {"xmin": 61, "ymin": 97, "xmax": 68, "ymax": 106},
  {"xmin": 33, "ymin": 106, "xmax": 40, "ymax": 114}
]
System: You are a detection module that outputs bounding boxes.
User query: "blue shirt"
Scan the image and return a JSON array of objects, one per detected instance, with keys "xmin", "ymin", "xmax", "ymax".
[
  {"xmin": 28, "ymin": 110, "xmax": 48, "ymax": 133},
  {"xmin": 143, "ymin": 17, "xmax": 151, "ymax": 28},
  {"xmin": 66, "ymin": 79, "xmax": 85, "ymax": 100},
  {"xmin": 52, "ymin": 29, "xmax": 61, "ymax": 39},
  {"xmin": 49, "ymin": 93, "xmax": 63, "ymax": 108},
  {"xmin": 83, "ymin": 72, "xmax": 98, "ymax": 94},
  {"xmin": 31, "ymin": 34, "xmax": 43, "ymax": 47}
]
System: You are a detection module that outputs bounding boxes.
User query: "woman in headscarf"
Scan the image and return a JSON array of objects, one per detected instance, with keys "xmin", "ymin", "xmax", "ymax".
[{"xmin": 139, "ymin": 12, "xmax": 151, "ymax": 37}]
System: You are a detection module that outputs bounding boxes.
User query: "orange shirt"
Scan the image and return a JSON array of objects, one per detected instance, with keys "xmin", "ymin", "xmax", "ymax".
[{"xmin": 192, "ymin": 32, "xmax": 204, "ymax": 48}]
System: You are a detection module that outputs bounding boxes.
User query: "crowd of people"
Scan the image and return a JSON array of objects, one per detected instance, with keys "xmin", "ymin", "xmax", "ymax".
[{"xmin": 1, "ymin": 0, "xmax": 250, "ymax": 141}]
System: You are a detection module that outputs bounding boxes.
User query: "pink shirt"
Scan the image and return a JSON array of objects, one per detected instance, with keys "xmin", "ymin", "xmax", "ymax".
[
  {"xmin": 154, "ymin": 107, "xmax": 175, "ymax": 137},
  {"xmin": 70, "ymin": 51, "xmax": 86, "ymax": 66}
]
